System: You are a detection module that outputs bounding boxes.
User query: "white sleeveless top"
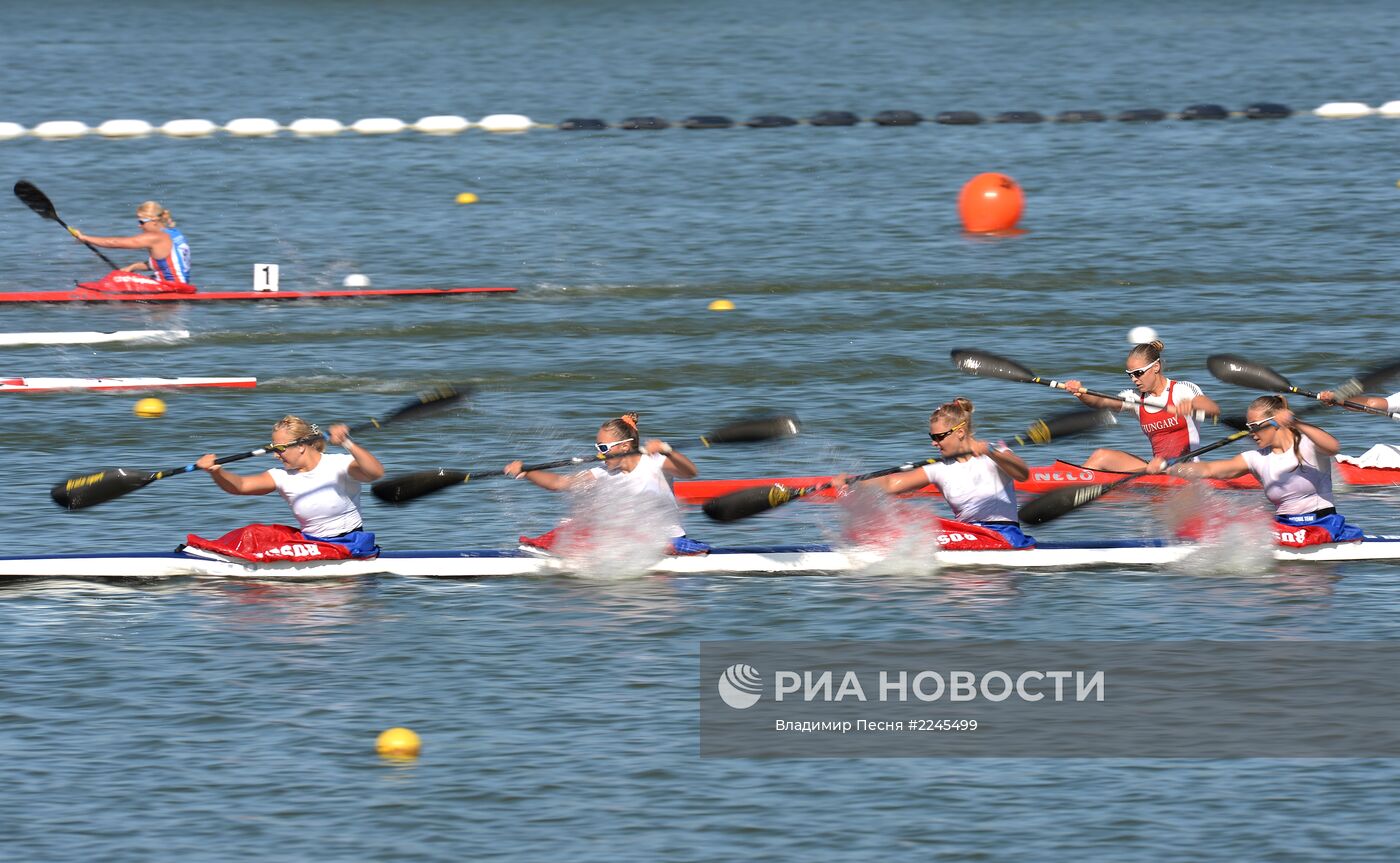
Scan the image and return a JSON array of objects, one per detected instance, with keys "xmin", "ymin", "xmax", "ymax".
[
  {"xmin": 1240, "ymin": 436, "xmax": 1334, "ymax": 516},
  {"xmin": 268, "ymin": 452, "xmax": 364, "ymax": 535},
  {"xmin": 585, "ymin": 452, "xmax": 685, "ymax": 537},
  {"xmin": 920, "ymin": 454, "xmax": 1019, "ymax": 522}
]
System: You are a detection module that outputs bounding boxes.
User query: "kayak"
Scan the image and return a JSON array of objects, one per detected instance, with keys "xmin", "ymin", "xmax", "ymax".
[
  {"xmin": 0, "ymin": 329, "xmax": 190, "ymax": 347},
  {"xmin": 1, "ymin": 376, "xmax": 255, "ymax": 393},
  {"xmin": 2, "ymin": 536, "xmax": 1399, "ymax": 579},
  {"xmin": 0, "ymin": 286, "xmax": 516, "ymax": 304},
  {"xmin": 672, "ymin": 458, "xmax": 1400, "ymax": 504}
]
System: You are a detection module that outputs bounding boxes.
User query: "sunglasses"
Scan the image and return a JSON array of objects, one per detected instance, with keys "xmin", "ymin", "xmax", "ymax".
[
  {"xmin": 1125, "ymin": 360, "xmax": 1159, "ymax": 380},
  {"xmin": 929, "ymin": 422, "xmax": 966, "ymax": 443},
  {"xmin": 138, "ymin": 217, "xmax": 158, "ymax": 224},
  {"xmin": 268, "ymin": 441, "xmax": 303, "ymax": 454},
  {"xmin": 1246, "ymin": 417, "xmax": 1278, "ymax": 432},
  {"xmin": 595, "ymin": 438, "xmax": 636, "ymax": 454}
]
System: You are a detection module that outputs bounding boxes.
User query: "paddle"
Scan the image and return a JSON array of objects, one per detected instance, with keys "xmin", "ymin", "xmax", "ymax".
[
  {"xmin": 371, "ymin": 414, "xmax": 802, "ymax": 505},
  {"xmin": 702, "ymin": 408, "xmax": 1116, "ymax": 524},
  {"xmin": 14, "ymin": 180, "xmax": 121, "ymax": 270},
  {"xmin": 951, "ymin": 348, "xmax": 1239, "ymax": 426},
  {"xmin": 51, "ymin": 385, "xmax": 468, "ymax": 510},
  {"xmin": 1207, "ymin": 354, "xmax": 1400, "ymax": 420},
  {"xmin": 1017, "ymin": 426, "xmax": 1256, "ymax": 525}
]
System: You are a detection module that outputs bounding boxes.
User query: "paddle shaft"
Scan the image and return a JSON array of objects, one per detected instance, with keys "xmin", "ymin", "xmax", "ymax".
[
  {"xmin": 1291, "ymin": 386, "xmax": 1400, "ymax": 420},
  {"xmin": 1075, "ymin": 427, "xmax": 1255, "ymax": 500},
  {"xmin": 13, "ymin": 181, "xmax": 121, "ymax": 269}
]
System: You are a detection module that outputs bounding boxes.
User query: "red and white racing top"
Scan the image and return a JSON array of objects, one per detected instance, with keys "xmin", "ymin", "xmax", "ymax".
[{"xmin": 1118, "ymin": 378, "xmax": 1203, "ymax": 460}]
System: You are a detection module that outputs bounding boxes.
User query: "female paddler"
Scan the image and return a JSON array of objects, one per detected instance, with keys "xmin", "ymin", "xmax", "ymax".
[
  {"xmin": 838, "ymin": 398, "xmax": 1035, "ymax": 549},
  {"xmin": 1147, "ymin": 395, "xmax": 1364, "ymax": 546},
  {"xmin": 71, "ymin": 200, "xmax": 192, "ymax": 283},
  {"xmin": 194, "ymin": 417, "xmax": 384, "ymax": 557},
  {"xmin": 505, "ymin": 413, "xmax": 709, "ymax": 554},
  {"xmin": 1063, "ymin": 339, "xmax": 1220, "ymax": 472}
]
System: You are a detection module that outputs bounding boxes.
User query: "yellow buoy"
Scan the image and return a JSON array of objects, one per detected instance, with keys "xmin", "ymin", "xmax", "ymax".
[
  {"xmin": 134, "ymin": 397, "xmax": 167, "ymax": 418},
  {"xmin": 376, "ymin": 727, "xmax": 421, "ymax": 758},
  {"xmin": 708, "ymin": 299, "xmax": 736, "ymax": 311},
  {"xmin": 455, "ymin": 192, "xmax": 479, "ymax": 205}
]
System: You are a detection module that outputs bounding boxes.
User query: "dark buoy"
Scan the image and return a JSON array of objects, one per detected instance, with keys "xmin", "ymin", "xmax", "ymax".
[
  {"xmin": 558, "ymin": 118, "xmax": 608, "ymax": 131},
  {"xmin": 1117, "ymin": 108, "xmax": 1167, "ymax": 122},
  {"xmin": 993, "ymin": 111, "xmax": 1044, "ymax": 124},
  {"xmin": 620, "ymin": 116, "xmax": 670, "ymax": 130},
  {"xmin": 1055, "ymin": 109, "xmax": 1106, "ymax": 123},
  {"xmin": 681, "ymin": 115, "xmax": 734, "ymax": 129},
  {"xmin": 935, "ymin": 111, "xmax": 984, "ymax": 125},
  {"xmin": 808, "ymin": 111, "xmax": 860, "ymax": 126},
  {"xmin": 744, "ymin": 115, "xmax": 798, "ymax": 128},
  {"xmin": 1244, "ymin": 102, "xmax": 1292, "ymax": 119},
  {"xmin": 1180, "ymin": 103, "xmax": 1230, "ymax": 120},
  {"xmin": 871, "ymin": 110, "xmax": 923, "ymax": 126}
]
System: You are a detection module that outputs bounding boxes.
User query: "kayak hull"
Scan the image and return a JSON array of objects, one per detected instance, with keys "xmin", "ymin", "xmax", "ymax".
[
  {"xmin": 0, "ymin": 329, "xmax": 190, "ymax": 347},
  {"xmin": 0, "ymin": 286, "xmax": 515, "ymax": 303},
  {"xmin": 0, "ymin": 376, "xmax": 256, "ymax": 393}
]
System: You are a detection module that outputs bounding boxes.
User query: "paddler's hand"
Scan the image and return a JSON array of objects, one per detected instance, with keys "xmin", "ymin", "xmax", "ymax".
[
  {"xmin": 968, "ymin": 440, "xmax": 991, "ymax": 457},
  {"xmin": 71, "ymin": 228, "xmax": 88, "ymax": 242},
  {"xmin": 831, "ymin": 473, "xmax": 852, "ymax": 491},
  {"xmin": 1318, "ymin": 390, "xmax": 1340, "ymax": 405},
  {"xmin": 1170, "ymin": 396, "xmax": 1195, "ymax": 416},
  {"xmin": 1168, "ymin": 462, "xmax": 1206, "ymax": 480},
  {"xmin": 195, "ymin": 453, "xmax": 221, "ymax": 472},
  {"xmin": 1063, "ymin": 379, "xmax": 1088, "ymax": 400},
  {"xmin": 326, "ymin": 423, "xmax": 352, "ymax": 446},
  {"xmin": 644, "ymin": 439, "xmax": 674, "ymax": 456},
  {"xmin": 504, "ymin": 460, "xmax": 525, "ymax": 479},
  {"xmin": 1145, "ymin": 456, "xmax": 1168, "ymax": 475},
  {"xmin": 119, "ymin": 262, "xmax": 144, "ymax": 273},
  {"xmin": 1272, "ymin": 409, "xmax": 1295, "ymax": 428}
]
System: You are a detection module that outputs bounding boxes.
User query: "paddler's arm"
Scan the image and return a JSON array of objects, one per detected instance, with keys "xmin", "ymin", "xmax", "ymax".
[
  {"xmin": 504, "ymin": 460, "xmax": 575, "ymax": 491},
  {"xmin": 70, "ymin": 230, "xmax": 162, "ymax": 251},
  {"xmin": 195, "ymin": 453, "xmax": 276, "ymax": 495},
  {"xmin": 647, "ymin": 439, "xmax": 698, "ymax": 479},
  {"xmin": 330, "ymin": 424, "xmax": 384, "ymax": 481},
  {"xmin": 1151, "ymin": 453, "xmax": 1250, "ymax": 481},
  {"xmin": 1172, "ymin": 392, "xmax": 1221, "ymax": 418},
  {"xmin": 1277, "ymin": 410, "xmax": 1342, "ymax": 458},
  {"xmin": 1061, "ymin": 379, "xmax": 1123, "ymax": 411},
  {"xmin": 1318, "ymin": 390, "xmax": 1389, "ymax": 411},
  {"xmin": 837, "ymin": 468, "xmax": 931, "ymax": 495}
]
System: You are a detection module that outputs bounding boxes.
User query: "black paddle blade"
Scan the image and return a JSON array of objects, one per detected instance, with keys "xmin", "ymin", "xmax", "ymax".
[
  {"xmin": 1013, "ymin": 409, "xmax": 1117, "ymax": 446},
  {"xmin": 1018, "ymin": 483, "xmax": 1114, "ymax": 526},
  {"xmin": 951, "ymin": 349, "xmax": 1037, "ymax": 384},
  {"xmin": 700, "ymin": 415, "xmax": 801, "ymax": 446},
  {"xmin": 364, "ymin": 384, "xmax": 470, "ymax": 430},
  {"xmin": 51, "ymin": 468, "xmax": 158, "ymax": 510},
  {"xmin": 1216, "ymin": 414, "xmax": 1251, "ymax": 431},
  {"xmin": 1338, "ymin": 358, "xmax": 1400, "ymax": 399},
  {"xmin": 1207, "ymin": 354, "xmax": 1291, "ymax": 392},
  {"xmin": 702, "ymin": 484, "xmax": 796, "ymax": 523},
  {"xmin": 371, "ymin": 468, "xmax": 470, "ymax": 504},
  {"xmin": 14, "ymin": 180, "xmax": 58, "ymax": 220}
]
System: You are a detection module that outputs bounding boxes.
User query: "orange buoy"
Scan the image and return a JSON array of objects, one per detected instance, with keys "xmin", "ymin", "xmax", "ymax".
[{"xmin": 958, "ymin": 173, "xmax": 1025, "ymax": 232}]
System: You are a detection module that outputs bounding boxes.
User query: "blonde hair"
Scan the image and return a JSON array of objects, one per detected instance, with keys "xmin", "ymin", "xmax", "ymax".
[
  {"xmin": 273, "ymin": 415, "xmax": 326, "ymax": 452},
  {"xmin": 1249, "ymin": 395, "xmax": 1306, "ymax": 471},
  {"xmin": 1128, "ymin": 339, "xmax": 1165, "ymax": 370},
  {"xmin": 136, "ymin": 200, "xmax": 176, "ymax": 227},
  {"xmin": 597, "ymin": 412, "xmax": 640, "ymax": 450},
  {"xmin": 930, "ymin": 397, "xmax": 974, "ymax": 431}
]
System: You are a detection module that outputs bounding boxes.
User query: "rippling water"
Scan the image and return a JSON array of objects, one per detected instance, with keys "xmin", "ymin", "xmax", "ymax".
[{"xmin": 3, "ymin": 0, "xmax": 1400, "ymax": 860}]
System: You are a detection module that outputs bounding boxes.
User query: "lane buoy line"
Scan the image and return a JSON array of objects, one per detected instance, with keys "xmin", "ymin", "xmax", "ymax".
[{"xmin": 3, "ymin": 102, "xmax": 1398, "ymax": 141}]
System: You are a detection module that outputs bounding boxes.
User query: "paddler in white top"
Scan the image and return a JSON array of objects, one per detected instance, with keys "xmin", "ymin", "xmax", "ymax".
[
  {"xmin": 506, "ymin": 412, "xmax": 708, "ymax": 554},
  {"xmin": 195, "ymin": 416, "xmax": 385, "ymax": 552},
  {"xmin": 1063, "ymin": 339, "xmax": 1220, "ymax": 472},
  {"xmin": 1147, "ymin": 395, "xmax": 1364, "ymax": 545},
  {"xmin": 71, "ymin": 200, "xmax": 193, "ymax": 283},
  {"xmin": 839, "ymin": 398, "xmax": 1036, "ymax": 548}
]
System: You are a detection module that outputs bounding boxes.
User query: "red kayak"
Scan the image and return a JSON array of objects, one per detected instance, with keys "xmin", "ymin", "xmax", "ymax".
[
  {"xmin": 0, "ymin": 284, "xmax": 515, "ymax": 305},
  {"xmin": 673, "ymin": 459, "xmax": 1400, "ymax": 505}
]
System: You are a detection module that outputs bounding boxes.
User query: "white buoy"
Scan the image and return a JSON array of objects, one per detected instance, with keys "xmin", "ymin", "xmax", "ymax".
[
  {"xmin": 1313, "ymin": 102, "xmax": 1374, "ymax": 118},
  {"xmin": 225, "ymin": 117, "xmax": 281, "ymax": 137},
  {"xmin": 32, "ymin": 120, "xmax": 91, "ymax": 139},
  {"xmin": 412, "ymin": 115, "xmax": 471, "ymax": 134},
  {"xmin": 288, "ymin": 118, "xmax": 345, "ymax": 136},
  {"xmin": 1127, "ymin": 326, "xmax": 1159, "ymax": 345},
  {"xmin": 96, "ymin": 119, "xmax": 153, "ymax": 138},
  {"xmin": 1377, "ymin": 101, "xmax": 1400, "ymax": 118},
  {"xmin": 343, "ymin": 273, "xmax": 371, "ymax": 288},
  {"xmin": 351, "ymin": 117, "xmax": 407, "ymax": 135},
  {"xmin": 0, "ymin": 122, "xmax": 26, "ymax": 140},
  {"xmin": 477, "ymin": 113, "xmax": 534, "ymax": 133},
  {"xmin": 161, "ymin": 118, "xmax": 219, "ymax": 137}
]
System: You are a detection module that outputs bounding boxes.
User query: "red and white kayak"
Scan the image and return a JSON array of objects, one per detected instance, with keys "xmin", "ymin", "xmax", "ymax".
[
  {"xmin": 0, "ymin": 329, "xmax": 190, "ymax": 347},
  {"xmin": 673, "ymin": 458, "xmax": 1400, "ymax": 504},
  {"xmin": 0, "ymin": 285, "xmax": 516, "ymax": 304},
  {"xmin": 1, "ymin": 376, "xmax": 256, "ymax": 393}
]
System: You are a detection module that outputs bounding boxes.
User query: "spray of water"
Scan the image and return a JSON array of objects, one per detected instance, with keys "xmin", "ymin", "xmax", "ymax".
[
  {"xmin": 834, "ymin": 485, "xmax": 942, "ymax": 577},
  {"xmin": 549, "ymin": 475, "xmax": 676, "ymax": 580},
  {"xmin": 1159, "ymin": 484, "xmax": 1276, "ymax": 576}
]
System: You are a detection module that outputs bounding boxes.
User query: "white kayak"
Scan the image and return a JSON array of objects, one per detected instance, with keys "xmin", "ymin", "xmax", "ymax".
[
  {"xmin": 1, "ymin": 537, "xmax": 1399, "ymax": 580},
  {"xmin": 1, "ymin": 376, "xmax": 256, "ymax": 393},
  {"xmin": 0, "ymin": 329, "xmax": 191, "ymax": 347}
]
